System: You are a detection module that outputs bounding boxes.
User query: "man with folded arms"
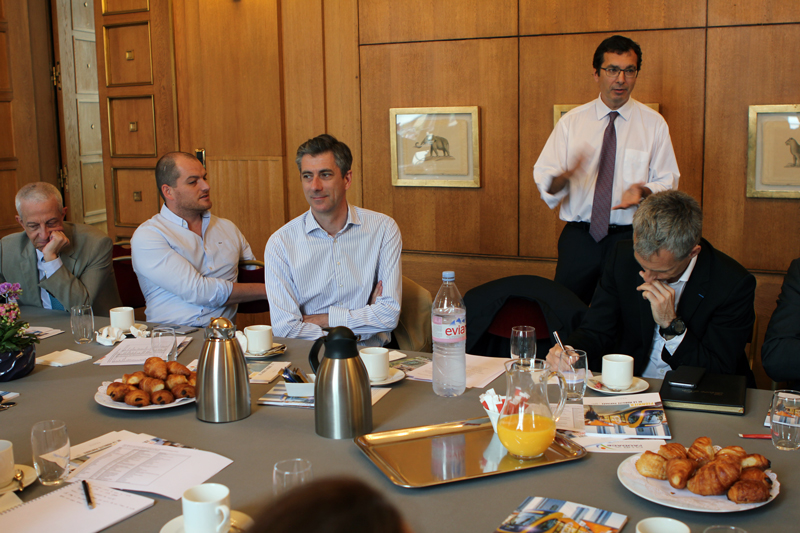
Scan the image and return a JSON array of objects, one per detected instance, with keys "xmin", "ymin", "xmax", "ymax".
[
  {"xmin": 546, "ymin": 190, "xmax": 756, "ymax": 385},
  {"xmin": 534, "ymin": 35, "xmax": 679, "ymax": 305},
  {"xmin": 265, "ymin": 134, "xmax": 401, "ymax": 347},
  {"xmin": 0, "ymin": 182, "xmax": 120, "ymax": 314},
  {"xmin": 131, "ymin": 152, "xmax": 266, "ymax": 327}
]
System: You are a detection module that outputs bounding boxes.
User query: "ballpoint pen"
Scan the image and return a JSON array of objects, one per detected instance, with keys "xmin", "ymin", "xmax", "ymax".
[{"xmin": 82, "ymin": 480, "xmax": 95, "ymax": 509}]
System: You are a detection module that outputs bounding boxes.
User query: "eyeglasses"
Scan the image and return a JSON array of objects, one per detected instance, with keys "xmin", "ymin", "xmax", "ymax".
[{"xmin": 599, "ymin": 67, "xmax": 639, "ymax": 79}]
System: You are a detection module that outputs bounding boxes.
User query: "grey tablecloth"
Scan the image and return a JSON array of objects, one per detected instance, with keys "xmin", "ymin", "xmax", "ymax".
[{"xmin": 1, "ymin": 307, "xmax": 796, "ymax": 532}]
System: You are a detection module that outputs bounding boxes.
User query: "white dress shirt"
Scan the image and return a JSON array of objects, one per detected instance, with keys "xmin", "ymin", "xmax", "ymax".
[
  {"xmin": 131, "ymin": 205, "xmax": 255, "ymax": 327},
  {"xmin": 36, "ymin": 249, "xmax": 63, "ymax": 310},
  {"xmin": 264, "ymin": 205, "xmax": 402, "ymax": 347},
  {"xmin": 642, "ymin": 255, "xmax": 698, "ymax": 378},
  {"xmin": 534, "ymin": 96, "xmax": 680, "ymax": 224}
]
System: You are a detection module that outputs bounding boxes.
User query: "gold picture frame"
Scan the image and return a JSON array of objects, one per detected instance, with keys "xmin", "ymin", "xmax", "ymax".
[
  {"xmin": 746, "ymin": 105, "xmax": 800, "ymax": 198},
  {"xmin": 390, "ymin": 106, "xmax": 480, "ymax": 188},
  {"xmin": 553, "ymin": 103, "xmax": 660, "ymax": 127}
]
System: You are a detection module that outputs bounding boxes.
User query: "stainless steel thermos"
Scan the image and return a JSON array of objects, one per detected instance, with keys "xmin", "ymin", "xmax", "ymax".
[{"xmin": 196, "ymin": 317, "xmax": 251, "ymax": 423}]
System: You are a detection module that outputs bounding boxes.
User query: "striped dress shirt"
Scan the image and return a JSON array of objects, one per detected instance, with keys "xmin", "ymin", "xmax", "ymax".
[{"xmin": 265, "ymin": 205, "xmax": 402, "ymax": 346}]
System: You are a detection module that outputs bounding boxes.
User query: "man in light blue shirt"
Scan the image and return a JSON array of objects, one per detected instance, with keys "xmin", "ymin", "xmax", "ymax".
[
  {"xmin": 131, "ymin": 152, "xmax": 267, "ymax": 327},
  {"xmin": 265, "ymin": 135, "xmax": 402, "ymax": 346}
]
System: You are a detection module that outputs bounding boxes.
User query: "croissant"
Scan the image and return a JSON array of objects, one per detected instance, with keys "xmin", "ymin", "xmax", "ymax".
[
  {"xmin": 140, "ymin": 377, "xmax": 165, "ymax": 394},
  {"xmin": 166, "ymin": 374, "xmax": 188, "ymax": 390},
  {"xmin": 124, "ymin": 389, "xmax": 151, "ymax": 407},
  {"xmin": 727, "ymin": 479, "xmax": 771, "ymax": 504},
  {"xmin": 741, "ymin": 454, "xmax": 771, "ymax": 470},
  {"xmin": 144, "ymin": 357, "xmax": 168, "ymax": 380},
  {"xmin": 172, "ymin": 383, "xmax": 196, "ymax": 398},
  {"xmin": 123, "ymin": 371, "xmax": 146, "ymax": 386},
  {"xmin": 666, "ymin": 457, "xmax": 696, "ymax": 489},
  {"xmin": 740, "ymin": 467, "xmax": 772, "ymax": 487},
  {"xmin": 188, "ymin": 372, "xmax": 197, "ymax": 387},
  {"xmin": 687, "ymin": 458, "xmax": 741, "ymax": 496},
  {"xmin": 687, "ymin": 436, "xmax": 715, "ymax": 465},
  {"xmin": 106, "ymin": 382, "xmax": 130, "ymax": 402},
  {"xmin": 657, "ymin": 442, "xmax": 688, "ymax": 461},
  {"xmin": 166, "ymin": 361, "xmax": 191, "ymax": 376},
  {"xmin": 717, "ymin": 446, "xmax": 747, "ymax": 461},
  {"xmin": 151, "ymin": 390, "xmax": 175, "ymax": 405},
  {"xmin": 636, "ymin": 451, "xmax": 667, "ymax": 480}
]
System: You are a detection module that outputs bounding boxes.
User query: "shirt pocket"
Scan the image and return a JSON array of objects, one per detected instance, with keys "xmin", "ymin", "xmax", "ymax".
[{"xmin": 621, "ymin": 149, "xmax": 650, "ymax": 185}]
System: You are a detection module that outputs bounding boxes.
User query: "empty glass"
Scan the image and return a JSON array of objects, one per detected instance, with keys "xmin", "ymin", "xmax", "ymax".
[
  {"xmin": 770, "ymin": 389, "xmax": 800, "ymax": 451},
  {"xmin": 31, "ymin": 420, "xmax": 70, "ymax": 486},
  {"xmin": 510, "ymin": 326, "xmax": 536, "ymax": 360},
  {"xmin": 151, "ymin": 326, "xmax": 177, "ymax": 361},
  {"xmin": 562, "ymin": 349, "xmax": 588, "ymax": 402},
  {"xmin": 70, "ymin": 305, "xmax": 94, "ymax": 344},
  {"xmin": 272, "ymin": 458, "xmax": 313, "ymax": 496},
  {"xmin": 703, "ymin": 527, "xmax": 748, "ymax": 533}
]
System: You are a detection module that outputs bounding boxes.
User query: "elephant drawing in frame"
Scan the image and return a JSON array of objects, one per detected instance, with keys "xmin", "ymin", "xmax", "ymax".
[{"xmin": 415, "ymin": 133, "xmax": 450, "ymax": 157}]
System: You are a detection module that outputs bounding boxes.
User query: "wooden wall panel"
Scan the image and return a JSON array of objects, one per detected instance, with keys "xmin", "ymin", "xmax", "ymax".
[
  {"xmin": 361, "ymin": 38, "xmax": 518, "ymax": 256},
  {"xmin": 206, "ymin": 157, "xmax": 285, "ymax": 255},
  {"xmin": 80, "ymin": 160, "xmax": 105, "ymax": 214},
  {"xmin": 282, "ymin": 0, "xmax": 326, "ymax": 219},
  {"xmin": 521, "ymin": 0, "xmax": 706, "ymax": 35},
  {"xmin": 0, "ymin": 101, "xmax": 13, "ymax": 158},
  {"xmin": 112, "ymin": 167, "xmax": 157, "ymax": 226},
  {"xmin": 704, "ymin": 25, "xmax": 800, "ymax": 271},
  {"xmin": 0, "ymin": 169, "xmax": 17, "ymax": 233},
  {"xmin": 77, "ymin": 100, "xmax": 102, "ymax": 155},
  {"xmin": 359, "ymin": 0, "xmax": 517, "ymax": 44},
  {"xmin": 74, "ymin": 35, "xmax": 99, "ymax": 93},
  {"xmin": 108, "ymin": 95, "xmax": 155, "ymax": 156},
  {"xmin": 0, "ymin": 32, "xmax": 9, "ymax": 92},
  {"xmin": 519, "ymin": 30, "xmax": 706, "ymax": 258},
  {"xmin": 103, "ymin": 0, "xmax": 148, "ymax": 15},
  {"xmin": 104, "ymin": 22, "xmax": 152, "ymax": 86},
  {"xmin": 708, "ymin": 0, "xmax": 799, "ymax": 26}
]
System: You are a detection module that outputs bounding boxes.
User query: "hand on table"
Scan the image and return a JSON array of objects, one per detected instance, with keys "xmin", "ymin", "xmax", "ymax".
[
  {"xmin": 637, "ymin": 273, "xmax": 677, "ymax": 329},
  {"xmin": 42, "ymin": 231, "xmax": 69, "ymax": 262}
]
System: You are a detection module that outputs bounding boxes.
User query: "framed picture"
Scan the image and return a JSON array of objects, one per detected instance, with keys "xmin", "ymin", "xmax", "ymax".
[
  {"xmin": 553, "ymin": 103, "xmax": 660, "ymax": 127},
  {"xmin": 746, "ymin": 105, "xmax": 800, "ymax": 198},
  {"xmin": 390, "ymin": 106, "xmax": 480, "ymax": 188}
]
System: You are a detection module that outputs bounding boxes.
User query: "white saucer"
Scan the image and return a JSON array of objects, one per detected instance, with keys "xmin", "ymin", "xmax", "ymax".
[
  {"xmin": 0, "ymin": 464, "xmax": 36, "ymax": 494},
  {"xmin": 160, "ymin": 510, "xmax": 254, "ymax": 533},
  {"xmin": 370, "ymin": 367, "xmax": 405, "ymax": 386},
  {"xmin": 587, "ymin": 375, "xmax": 649, "ymax": 395},
  {"xmin": 244, "ymin": 343, "xmax": 286, "ymax": 359}
]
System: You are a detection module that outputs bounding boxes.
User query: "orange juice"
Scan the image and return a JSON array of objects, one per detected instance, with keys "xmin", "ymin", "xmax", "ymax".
[{"xmin": 497, "ymin": 413, "xmax": 556, "ymax": 458}]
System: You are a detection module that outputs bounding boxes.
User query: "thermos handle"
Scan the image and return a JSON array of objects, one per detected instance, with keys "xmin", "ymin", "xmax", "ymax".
[{"xmin": 308, "ymin": 336, "xmax": 325, "ymax": 374}]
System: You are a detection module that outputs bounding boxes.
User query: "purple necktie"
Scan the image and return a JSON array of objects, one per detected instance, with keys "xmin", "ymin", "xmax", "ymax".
[{"xmin": 589, "ymin": 111, "xmax": 619, "ymax": 242}]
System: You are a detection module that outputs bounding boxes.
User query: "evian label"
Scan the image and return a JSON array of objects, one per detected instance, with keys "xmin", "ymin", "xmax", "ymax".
[{"xmin": 432, "ymin": 314, "xmax": 466, "ymax": 343}]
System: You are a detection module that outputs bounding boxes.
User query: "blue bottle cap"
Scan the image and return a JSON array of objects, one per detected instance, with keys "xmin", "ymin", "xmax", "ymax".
[{"xmin": 442, "ymin": 271, "xmax": 455, "ymax": 281}]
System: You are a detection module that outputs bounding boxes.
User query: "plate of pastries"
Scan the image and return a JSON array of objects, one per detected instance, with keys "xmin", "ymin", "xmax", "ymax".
[
  {"xmin": 618, "ymin": 437, "xmax": 778, "ymax": 512},
  {"xmin": 95, "ymin": 357, "xmax": 197, "ymax": 410}
]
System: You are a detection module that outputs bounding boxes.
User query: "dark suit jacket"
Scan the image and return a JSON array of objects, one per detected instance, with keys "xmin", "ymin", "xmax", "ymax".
[
  {"xmin": 761, "ymin": 258, "xmax": 800, "ymax": 388},
  {"xmin": 567, "ymin": 239, "xmax": 756, "ymax": 384},
  {"xmin": 0, "ymin": 222, "xmax": 121, "ymax": 315}
]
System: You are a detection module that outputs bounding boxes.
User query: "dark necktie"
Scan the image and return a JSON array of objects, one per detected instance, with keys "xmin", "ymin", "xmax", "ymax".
[
  {"xmin": 49, "ymin": 293, "xmax": 65, "ymax": 311},
  {"xmin": 589, "ymin": 111, "xmax": 619, "ymax": 242}
]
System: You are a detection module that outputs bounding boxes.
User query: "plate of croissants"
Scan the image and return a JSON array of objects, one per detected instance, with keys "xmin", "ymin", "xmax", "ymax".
[
  {"xmin": 618, "ymin": 437, "xmax": 779, "ymax": 512},
  {"xmin": 95, "ymin": 357, "xmax": 197, "ymax": 410}
]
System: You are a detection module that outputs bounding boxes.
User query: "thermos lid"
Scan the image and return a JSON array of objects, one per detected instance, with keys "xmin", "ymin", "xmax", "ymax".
[
  {"xmin": 205, "ymin": 317, "xmax": 235, "ymax": 339},
  {"xmin": 321, "ymin": 326, "xmax": 359, "ymax": 359}
]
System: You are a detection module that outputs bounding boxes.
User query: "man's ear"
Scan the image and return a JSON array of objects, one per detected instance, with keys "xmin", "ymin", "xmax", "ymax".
[
  {"xmin": 343, "ymin": 170, "xmax": 353, "ymax": 191},
  {"xmin": 161, "ymin": 183, "xmax": 174, "ymax": 202},
  {"xmin": 15, "ymin": 215, "xmax": 23, "ymax": 229},
  {"xmin": 688, "ymin": 244, "xmax": 702, "ymax": 259}
]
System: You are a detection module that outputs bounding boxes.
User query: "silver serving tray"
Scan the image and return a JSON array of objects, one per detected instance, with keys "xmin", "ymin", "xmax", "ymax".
[{"xmin": 355, "ymin": 416, "xmax": 587, "ymax": 488}]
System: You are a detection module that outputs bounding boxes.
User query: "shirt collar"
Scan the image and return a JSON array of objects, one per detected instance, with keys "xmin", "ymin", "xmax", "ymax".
[
  {"xmin": 671, "ymin": 254, "xmax": 698, "ymax": 287},
  {"xmin": 160, "ymin": 204, "xmax": 211, "ymax": 231},
  {"xmin": 303, "ymin": 204, "xmax": 361, "ymax": 236},
  {"xmin": 595, "ymin": 95, "xmax": 634, "ymax": 122},
  {"xmin": 35, "ymin": 249, "xmax": 44, "ymax": 264}
]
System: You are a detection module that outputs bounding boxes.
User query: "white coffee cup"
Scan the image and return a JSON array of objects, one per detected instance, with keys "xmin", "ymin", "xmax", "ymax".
[
  {"xmin": 109, "ymin": 306, "xmax": 135, "ymax": 330},
  {"xmin": 0, "ymin": 440, "xmax": 14, "ymax": 485},
  {"xmin": 602, "ymin": 354, "xmax": 634, "ymax": 391},
  {"xmin": 359, "ymin": 347, "xmax": 390, "ymax": 382},
  {"xmin": 182, "ymin": 483, "xmax": 231, "ymax": 533},
  {"xmin": 636, "ymin": 517, "xmax": 690, "ymax": 533},
  {"xmin": 244, "ymin": 325, "xmax": 273, "ymax": 355}
]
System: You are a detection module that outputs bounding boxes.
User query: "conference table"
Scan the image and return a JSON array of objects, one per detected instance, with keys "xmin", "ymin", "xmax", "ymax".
[{"xmin": 2, "ymin": 306, "xmax": 796, "ymax": 532}]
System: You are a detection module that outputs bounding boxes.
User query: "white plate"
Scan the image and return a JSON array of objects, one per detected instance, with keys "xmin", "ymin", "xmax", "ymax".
[
  {"xmin": 160, "ymin": 510, "xmax": 254, "ymax": 533},
  {"xmin": 244, "ymin": 343, "xmax": 286, "ymax": 360},
  {"xmin": 370, "ymin": 368, "xmax": 405, "ymax": 387},
  {"xmin": 0, "ymin": 464, "xmax": 36, "ymax": 494},
  {"xmin": 588, "ymin": 375, "xmax": 649, "ymax": 395},
  {"xmin": 617, "ymin": 453, "xmax": 779, "ymax": 512},
  {"xmin": 95, "ymin": 381, "xmax": 195, "ymax": 411}
]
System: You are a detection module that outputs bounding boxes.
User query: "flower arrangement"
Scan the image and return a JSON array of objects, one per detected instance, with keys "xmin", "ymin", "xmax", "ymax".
[{"xmin": 0, "ymin": 282, "xmax": 38, "ymax": 353}]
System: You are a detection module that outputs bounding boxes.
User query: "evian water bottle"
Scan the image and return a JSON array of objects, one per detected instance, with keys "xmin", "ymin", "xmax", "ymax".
[{"xmin": 431, "ymin": 271, "xmax": 466, "ymax": 397}]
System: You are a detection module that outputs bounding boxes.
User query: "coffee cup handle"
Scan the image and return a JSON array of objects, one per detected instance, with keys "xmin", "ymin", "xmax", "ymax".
[{"xmin": 216, "ymin": 505, "xmax": 231, "ymax": 533}]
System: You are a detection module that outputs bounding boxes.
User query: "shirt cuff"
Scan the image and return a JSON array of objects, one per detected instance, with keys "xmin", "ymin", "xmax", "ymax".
[
  {"xmin": 40, "ymin": 257, "xmax": 63, "ymax": 279},
  {"xmin": 662, "ymin": 329, "xmax": 686, "ymax": 354},
  {"xmin": 328, "ymin": 306, "xmax": 348, "ymax": 329}
]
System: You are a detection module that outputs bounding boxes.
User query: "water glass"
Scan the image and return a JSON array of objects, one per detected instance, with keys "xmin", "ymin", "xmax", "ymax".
[
  {"xmin": 272, "ymin": 458, "xmax": 312, "ymax": 496},
  {"xmin": 703, "ymin": 527, "xmax": 748, "ymax": 533},
  {"xmin": 31, "ymin": 420, "xmax": 70, "ymax": 486},
  {"xmin": 770, "ymin": 389, "xmax": 800, "ymax": 451},
  {"xmin": 151, "ymin": 326, "xmax": 177, "ymax": 361},
  {"xmin": 562, "ymin": 349, "xmax": 587, "ymax": 402},
  {"xmin": 510, "ymin": 326, "xmax": 536, "ymax": 360},
  {"xmin": 70, "ymin": 304, "xmax": 94, "ymax": 344}
]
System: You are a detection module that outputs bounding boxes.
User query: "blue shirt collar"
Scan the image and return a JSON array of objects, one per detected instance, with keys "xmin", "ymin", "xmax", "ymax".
[
  {"xmin": 304, "ymin": 204, "xmax": 361, "ymax": 237},
  {"xmin": 160, "ymin": 204, "xmax": 211, "ymax": 235}
]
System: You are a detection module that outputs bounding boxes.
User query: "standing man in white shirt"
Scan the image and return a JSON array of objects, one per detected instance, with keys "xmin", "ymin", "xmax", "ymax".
[
  {"xmin": 265, "ymin": 134, "xmax": 402, "ymax": 347},
  {"xmin": 131, "ymin": 152, "xmax": 267, "ymax": 327},
  {"xmin": 534, "ymin": 35, "xmax": 680, "ymax": 304}
]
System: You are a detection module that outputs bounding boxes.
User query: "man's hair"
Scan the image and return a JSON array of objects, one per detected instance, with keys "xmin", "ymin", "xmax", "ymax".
[
  {"xmin": 592, "ymin": 35, "xmax": 642, "ymax": 73},
  {"xmin": 155, "ymin": 152, "xmax": 197, "ymax": 201},
  {"xmin": 295, "ymin": 134, "xmax": 352, "ymax": 175},
  {"xmin": 15, "ymin": 182, "xmax": 63, "ymax": 216},
  {"xmin": 633, "ymin": 190, "xmax": 702, "ymax": 260}
]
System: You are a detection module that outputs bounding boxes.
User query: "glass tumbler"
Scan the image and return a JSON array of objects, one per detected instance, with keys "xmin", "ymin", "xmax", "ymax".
[
  {"xmin": 70, "ymin": 304, "xmax": 94, "ymax": 344},
  {"xmin": 510, "ymin": 326, "xmax": 536, "ymax": 360},
  {"xmin": 31, "ymin": 420, "xmax": 70, "ymax": 486},
  {"xmin": 770, "ymin": 389, "xmax": 800, "ymax": 451},
  {"xmin": 272, "ymin": 458, "xmax": 313, "ymax": 496},
  {"xmin": 151, "ymin": 326, "xmax": 178, "ymax": 361}
]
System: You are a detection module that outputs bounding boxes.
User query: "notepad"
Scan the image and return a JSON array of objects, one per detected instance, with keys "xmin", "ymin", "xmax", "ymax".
[
  {"xmin": 0, "ymin": 482, "xmax": 154, "ymax": 532},
  {"xmin": 36, "ymin": 349, "xmax": 92, "ymax": 366}
]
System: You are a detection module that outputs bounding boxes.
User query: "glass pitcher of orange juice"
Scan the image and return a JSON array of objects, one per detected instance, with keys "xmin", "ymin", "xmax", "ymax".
[{"xmin": 497, "ymin": 358, "xmax": 566, "ymax": 459}]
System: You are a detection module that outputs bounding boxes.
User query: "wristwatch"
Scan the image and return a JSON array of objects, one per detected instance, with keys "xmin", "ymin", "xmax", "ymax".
[{"xmin": 659, "ymin": 317, "xmax": 686, "ymax": 337}]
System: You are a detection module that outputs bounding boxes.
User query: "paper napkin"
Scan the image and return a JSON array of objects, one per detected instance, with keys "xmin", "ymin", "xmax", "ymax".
[
  {"xmin": 96, "ymin": 326, "xmax": 126, "ymax": 346},
  {"xmin": 36, "ymin": 349, "xmax": 92, "ymax": 366}
]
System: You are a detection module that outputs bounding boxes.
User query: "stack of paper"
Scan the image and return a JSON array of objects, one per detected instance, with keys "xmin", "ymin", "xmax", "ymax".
[
  {"xmin": 406, "ymin": 354, "xmax": 507, "ymax": 389},
  {"xmin": 36, "ymin": 349, "xmax": 92, "ymax": 366}
]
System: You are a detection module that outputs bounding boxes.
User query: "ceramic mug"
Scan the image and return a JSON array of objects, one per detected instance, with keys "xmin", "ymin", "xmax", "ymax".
[
  {"xmin": 636, "ymin": 517, "xmax": 690, "ymax": 533},
  {"xmin": 0, "ymin": 440, "xmax": 14, "ymax": 486},
  {"xmin": 244, "ymin": 325, "xmax": 273, "ymax": 355},
  {"xmin": 109, "ymin": 306, "xmax": 135, "ymax": 330},
  {"xmin": 602, "ymin": 354, "xmax": 634, "ymax": 391},
  {"xmin": 359, "ymin": 347, "xmax": 390, "ymax": 382},
  {"xmin": 182, "ymin": 483, "xmax": 231, "ymax": 533}
]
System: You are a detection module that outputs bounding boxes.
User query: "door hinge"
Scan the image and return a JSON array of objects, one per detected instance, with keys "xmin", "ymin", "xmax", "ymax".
[
  {"xmin": 58, "ymin": 166, "xmax": 69, "ymax": 192},
  {"xmin": 51, "ymin": 63, "xmax": 62, "ymax": 89}
]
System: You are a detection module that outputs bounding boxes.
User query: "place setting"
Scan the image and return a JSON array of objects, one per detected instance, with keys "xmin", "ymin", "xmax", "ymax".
[
  {"xmin": 236, "ymin": 325, "xmax": 287, "ymax": 359},
  {"xmin": 587, "ymin": 354, "xmax": 650, "ymax": 395}
]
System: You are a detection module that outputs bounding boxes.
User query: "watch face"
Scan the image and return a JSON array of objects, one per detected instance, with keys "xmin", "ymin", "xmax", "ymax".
[{"xmin": 672, "ymin": 319, "xmax": 686, "ymax": 335}]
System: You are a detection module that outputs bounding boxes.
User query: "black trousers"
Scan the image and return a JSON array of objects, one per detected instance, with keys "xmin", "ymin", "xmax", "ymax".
[{"xmin": 554, "ymin": 222, "xmax": 633, "ymax": 305}]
